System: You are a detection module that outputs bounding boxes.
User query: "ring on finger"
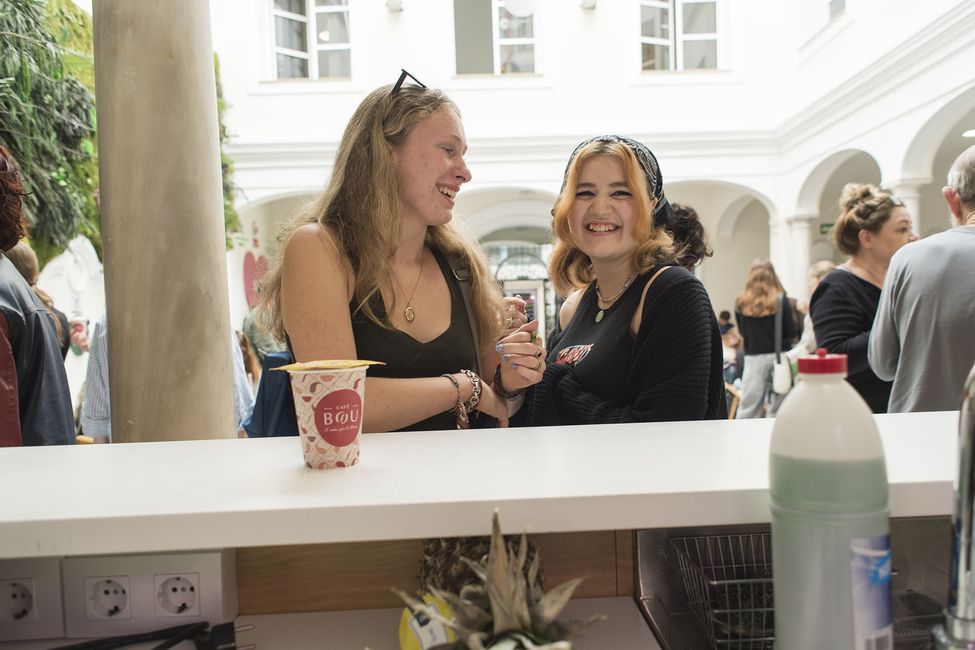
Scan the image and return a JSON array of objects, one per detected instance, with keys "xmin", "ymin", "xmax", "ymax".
[
  {"xmin": 534, "ymin": 348, "xmax": 543, "ymax": 359},
  {"xmin": 532, "ymin": 357, "xmax": 542, "ymax": 371}
]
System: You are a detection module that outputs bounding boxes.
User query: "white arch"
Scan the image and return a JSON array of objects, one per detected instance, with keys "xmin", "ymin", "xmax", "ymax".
[
  {"xmin": 666, "ymin": 179, "xmax": 777, "ymax": 219},
  {"xmin": 716, "ymin": 195, "xmax": 762, "ymax": 241},
  {"xmin": 236, "ymin": 189, "xmax": 318, "ymax": 218},
  {"xmin": 461, "ymin": 198, "xmax": 556, "ymax": 240},
  {"xmin": 901, "ymin": 82, "xmax": 975, "ymax": 181},
  {"xmin": 794, "ymin": 149, "xmax": 879, "ymax": 215}
]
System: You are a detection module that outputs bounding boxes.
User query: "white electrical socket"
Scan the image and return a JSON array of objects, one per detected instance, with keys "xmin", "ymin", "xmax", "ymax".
[
  {"xmin": 0, "ymin": 557, "xmax": 64, "ymax": 641},
  {"xmin": 83, "ymin": 575, "xmax": 131, "ymax": 620},
  {"xmin": 154, "ymin": 573, "xmax": 200, "ymax": 617},
  {"xmin": 62, "ymin": 550, "xmax": 236, "ymax": 638}
]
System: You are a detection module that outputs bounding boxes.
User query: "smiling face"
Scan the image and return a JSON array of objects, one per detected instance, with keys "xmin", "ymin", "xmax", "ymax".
[
  {"xmin": 567, "ymin": 155, "xmax": 642, "ymax": 265},
  {"xmin": 390, "ymin": 107, "xmax": 471, "ymax": 228}
]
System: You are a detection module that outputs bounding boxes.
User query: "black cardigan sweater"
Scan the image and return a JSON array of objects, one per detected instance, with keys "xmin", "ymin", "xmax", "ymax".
[
  {"xmin": 809, "ymin": 268, "xmax": 891, "ymax": 413},
  {"xmin": 522, "ymin": 266, "xmax": 727, "ymax": 425}
]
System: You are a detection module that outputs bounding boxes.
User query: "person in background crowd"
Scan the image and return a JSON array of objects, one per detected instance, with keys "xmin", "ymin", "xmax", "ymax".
[
  {"xmin": 5, "ymin": 240, "xmax": 70, "ymax": 358},
  {"xmin": 722, "ymin": 327, "xmax": 744, "ymax": 385},
  {"xmin": 0, "ymin": 144, "xmax": 74, "ymax": 445},
  {"xmin": 811, "ymin": 183, "xmax": 916, "ymax": 413},
  {"xmin": 786, "ymin": 260, "xmax": 835, "ymax": 362},
  {"xmin": 242, "ymin": 287, "xmax": 286, "ymax": 363},
  {"xmin": 869, "ymin": 145, "xmax": 975, "ymax": 412},
  {"xmin": 717, "ymin": 310, "xmax": 734, "ymax": 335},
  {"xmin": 735, "ymin": 258, "xmax": 796, "ymax": 418},
  {"xmin": 237, "ymin": 329, "xmax": 262, "ymax": 389},
  {"xmin": 519, "ymin": 135, "xmax": 726, "ymax": 425},
  {"xmin": 81, "ymin": 311, "xmax": 255, "ymax": 441},
  {"xmin": 259, "ymin": 72, "xmax": 540, "ymax": 432},
  {"xmin": 667, "ymin": 202, "xmax": 713, "ymax": 270}
]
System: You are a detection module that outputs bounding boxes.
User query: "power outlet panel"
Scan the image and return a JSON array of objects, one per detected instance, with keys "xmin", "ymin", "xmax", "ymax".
[
  {"xmin": 62, "ymin": 550, "xmax": 236, "ymax": 638},
  {"xmin": 0, "ymin": 557, "xmax": 64, "ymax": 641}
]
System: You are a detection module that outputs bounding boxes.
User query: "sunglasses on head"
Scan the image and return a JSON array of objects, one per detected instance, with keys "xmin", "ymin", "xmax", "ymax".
[{"xmin": 391, "ymin": 69, "xmax": 426, "ymax": 95}]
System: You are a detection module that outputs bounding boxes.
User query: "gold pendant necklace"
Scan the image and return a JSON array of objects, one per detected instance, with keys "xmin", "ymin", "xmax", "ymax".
[
  {"xmin": 394, "ymin": 253, "xmax": 425, "ymax": 323},
  {"xmin": 594, "ymin": 273, "xmax": 636, "ymax": 323}
]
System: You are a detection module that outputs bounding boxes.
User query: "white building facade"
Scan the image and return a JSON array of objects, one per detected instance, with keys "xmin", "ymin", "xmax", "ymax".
[{"xmin": 50, "ymin": 0, "xmax": 975, "ymax": 329}]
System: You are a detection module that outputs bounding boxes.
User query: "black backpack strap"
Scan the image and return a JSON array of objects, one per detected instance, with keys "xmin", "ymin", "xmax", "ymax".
[{"xmin": 446, "ymin": 251, "xmax": 484, "ymax": 379}]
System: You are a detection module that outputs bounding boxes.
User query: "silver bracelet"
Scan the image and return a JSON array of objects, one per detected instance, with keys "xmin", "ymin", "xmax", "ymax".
[{"xmin": 459, "ymin": 369, "xmax": 481, "ymax": 413}]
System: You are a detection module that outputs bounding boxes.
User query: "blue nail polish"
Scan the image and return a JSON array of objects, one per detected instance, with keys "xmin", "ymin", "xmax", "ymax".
[
  {"xmin": 495, "ymin": 343, "xmax": 504, "ymax": 352},
  {"xmin": 512, "ymin": 363, "xmax": 519, "ymax": 369},
  {"xmin": 502, "ymin": 354, "xmax": 510, "ymax": 361}
]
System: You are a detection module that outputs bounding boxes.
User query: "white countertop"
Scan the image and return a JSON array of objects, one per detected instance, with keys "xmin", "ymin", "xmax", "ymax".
[{"xmin": 0, "ymin": 411, "xmax": 957, "ymax": 559}]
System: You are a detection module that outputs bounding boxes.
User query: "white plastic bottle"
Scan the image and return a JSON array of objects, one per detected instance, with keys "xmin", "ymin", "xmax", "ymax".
[{"xmin": 770, "ymin": 349, "xmax": 892, "ymax": 650}]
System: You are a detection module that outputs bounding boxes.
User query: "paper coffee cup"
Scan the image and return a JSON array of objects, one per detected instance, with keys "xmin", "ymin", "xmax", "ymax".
[{"xmin": 279, "ymin": 360, "xmax": 382, "ymax": 469}]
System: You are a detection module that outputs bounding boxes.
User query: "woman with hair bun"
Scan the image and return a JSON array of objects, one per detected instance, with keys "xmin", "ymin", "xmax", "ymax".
[{"xmin": 809, "ymin": 182, "xmax": 916, "ymax": 412}]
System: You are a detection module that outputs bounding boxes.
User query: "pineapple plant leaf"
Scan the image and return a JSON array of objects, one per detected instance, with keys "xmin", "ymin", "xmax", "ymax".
[{"xmin": 395, "ymin": 511, "xmax": 605, "ymax": 649}]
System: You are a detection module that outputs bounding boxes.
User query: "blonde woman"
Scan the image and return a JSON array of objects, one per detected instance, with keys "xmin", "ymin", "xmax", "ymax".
[
  {"xmin": 810, "ymin": 183, "xmax": 916, "ymax": 413},
  {"xmin": 519, "ymin": 135, "xmax": 726, "ymax": 425},
  {"xmin": 260, "ymin": 72, "xmax": 543, "ymax": 432},
  {"xmin": 734, "ymin": 259, "xmax": 796, "ymax": 418},
  {"xmin": 785, "ymin": 259, "xmax": 836, "ymax": 362}
]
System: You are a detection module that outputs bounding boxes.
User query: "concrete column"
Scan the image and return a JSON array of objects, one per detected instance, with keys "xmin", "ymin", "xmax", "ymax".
[
  {"xmin": 94, "ymin": 0, "xmax": 236, "ymax": 442},
  {"xmin": 887, "ymin": 182, "xmax": 925, "ymax": 236},
  {"xmin": 785, "ymin": 215, "xmax": 814, "ymax": 301}
]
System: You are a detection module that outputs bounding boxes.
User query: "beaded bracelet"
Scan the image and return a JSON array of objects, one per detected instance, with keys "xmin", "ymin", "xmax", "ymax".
[
  {"xmin": 440, "ymin": 373, "xmax": 469, "ymax": 429},
  {"xmin": 459, "ymin": 369, "xmax": 481, "ymax": 413},
  {"xmin": 493, "ymin": 363, "xmax": 525, "ymax": 401}
]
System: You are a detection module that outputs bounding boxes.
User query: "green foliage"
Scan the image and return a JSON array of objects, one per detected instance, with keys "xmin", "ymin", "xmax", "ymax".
[
  {"xmin": 215, "ymin": 53, "xmax": 241, "ymax": 249},
  {"xmin": 0, "ymin": 0, "xmax": 97, "ymax": 267}
]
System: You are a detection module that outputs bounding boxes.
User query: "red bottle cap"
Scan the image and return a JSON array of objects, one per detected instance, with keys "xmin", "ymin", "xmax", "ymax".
[{"xmin": 797, "ymin": 348, "xmax": 847, "ymax": 374}]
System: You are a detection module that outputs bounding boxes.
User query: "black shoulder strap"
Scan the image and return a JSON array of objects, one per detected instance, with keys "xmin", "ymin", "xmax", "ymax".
[
  {"xmin": 446, "ymin": 251, "xmax": 484, "ymax": 379},
  {"xmin": 774, "ymin": 293, "xmax": 783, "ymax": 360}
]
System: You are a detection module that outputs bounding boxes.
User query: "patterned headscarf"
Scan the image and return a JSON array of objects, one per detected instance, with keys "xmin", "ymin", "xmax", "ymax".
[{"xmin": 557, "ymin": 135, "xmax": 673, "ymax": 227}]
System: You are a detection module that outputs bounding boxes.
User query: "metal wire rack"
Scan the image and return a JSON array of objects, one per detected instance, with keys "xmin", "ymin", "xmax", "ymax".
[{"xmin": 671, "ymin": 532, "xmax": 775, "ymax": 649}]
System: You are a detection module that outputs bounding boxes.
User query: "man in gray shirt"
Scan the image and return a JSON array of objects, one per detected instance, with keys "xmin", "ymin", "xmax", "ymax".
[{"xmin": 868, "ymin": 145, "xmax": 975, "ymax": 412}]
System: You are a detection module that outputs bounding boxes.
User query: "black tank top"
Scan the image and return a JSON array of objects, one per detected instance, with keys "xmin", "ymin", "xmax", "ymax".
[
  {"xmin": 548, "ymin": 271, "xmax": 652, "ymax": 402},
  {"xmin": 352, "ymin": 248, "xmax": 477, "ymax": 431}
]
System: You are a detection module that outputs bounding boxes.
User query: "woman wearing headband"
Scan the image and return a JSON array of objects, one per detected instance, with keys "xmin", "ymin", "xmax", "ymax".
[
  {"xmin": 260, "ymin": 73, "xmax": 543, "ymax": 432},
  {"xmin": 507, "ymin": 136, "xmax": 726, "ymax": 425}
]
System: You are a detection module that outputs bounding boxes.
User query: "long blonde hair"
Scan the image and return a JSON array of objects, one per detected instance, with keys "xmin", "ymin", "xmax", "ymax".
[
  {"xmin": 259, "ymin": 84, "xmax": 502, "ymax": 357},
  {"xmin": 548, "ymin": 141, "xmax": 675, "ymax": 297},
  {"xmin": 735, "ymin": 258, "xmax": 784, "ymax": 317}
]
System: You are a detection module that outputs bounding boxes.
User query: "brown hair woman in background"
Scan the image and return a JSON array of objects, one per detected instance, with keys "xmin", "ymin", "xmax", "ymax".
[{"xmin": 735, "ymin": 258, "xmax": 796, "ymax": 418}]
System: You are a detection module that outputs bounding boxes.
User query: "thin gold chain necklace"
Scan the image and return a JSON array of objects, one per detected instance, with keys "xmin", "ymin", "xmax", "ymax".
[
  {"xmin": 594, "ymin": 273, "xmax": 636, "ymax": 323},
  {"xmin": 392, "ymin": 254, "xmax": 425, "ymax": 323}
]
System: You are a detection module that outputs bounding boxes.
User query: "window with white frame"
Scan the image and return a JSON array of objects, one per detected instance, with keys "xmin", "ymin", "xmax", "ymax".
[
  {"xmin": 454, "ymin": 0, "xmax": 535, "ymax": 75},
  {"xmin": 272, "ymin": 0, "xmax": 351, "ymax": 80},
  {"xmin": 640, "ymin": 0, "xmax": 717, "ymax": 71}
]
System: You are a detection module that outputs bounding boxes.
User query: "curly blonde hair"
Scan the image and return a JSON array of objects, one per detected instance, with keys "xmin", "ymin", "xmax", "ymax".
[
  {"xmin": 259, "ymin": 84, "xmax": 503, "ymax": 357},
  {"xmin": 548, "ymin": 141, "xmax": 675, "ymax": 297},
  {"xmin": 832, "ymin": 183, "xmax": 900, "ymax": 256}
]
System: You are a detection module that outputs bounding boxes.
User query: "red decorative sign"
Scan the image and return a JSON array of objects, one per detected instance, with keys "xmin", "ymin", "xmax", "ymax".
[{"xmin": 243, "ymin": 251, "xmax": 269, "ymax": 308}]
